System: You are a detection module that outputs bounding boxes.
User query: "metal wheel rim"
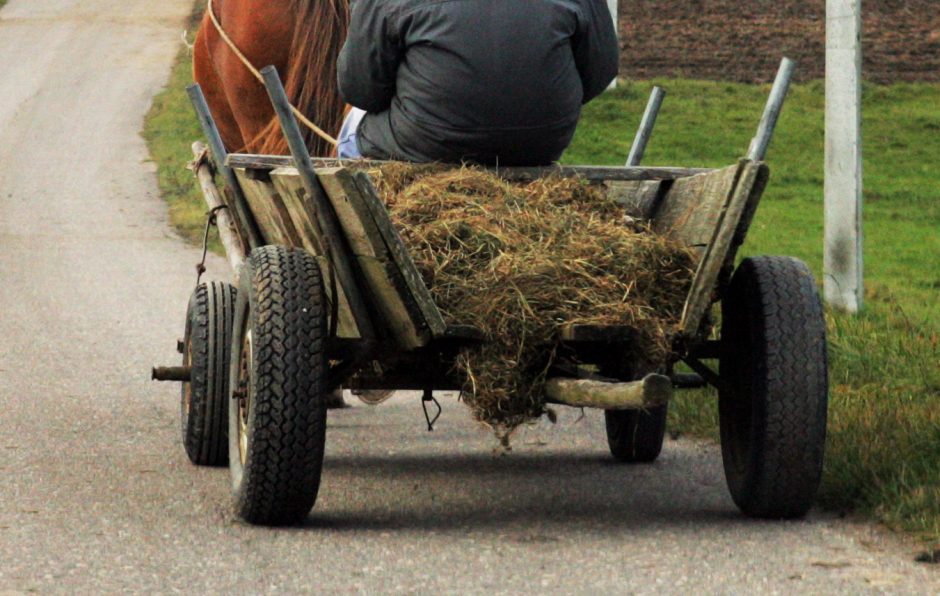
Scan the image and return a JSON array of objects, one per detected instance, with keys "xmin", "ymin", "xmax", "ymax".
[
  {"xmin": 236, "ymin": 326, "xmax": 253, "ymax": 467},
  {"xmin": 182, "ymin": 339, "xmax": 193, "ymax": 416}
]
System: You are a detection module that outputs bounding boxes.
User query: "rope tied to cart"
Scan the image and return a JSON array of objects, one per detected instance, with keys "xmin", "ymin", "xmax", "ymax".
[{"xmin": 195, "ymin": 204, "xmax": 230, "ymax": 287}]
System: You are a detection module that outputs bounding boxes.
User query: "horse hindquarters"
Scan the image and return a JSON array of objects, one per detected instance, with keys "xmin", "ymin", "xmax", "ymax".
[
  {"xmin": 194, "ymin": 0, "xmax": 295, "ymax": 154},
  {"xmin": 192, "ymin": 0, "xmax": 350, "ymax": 156},
  {"xmin": 193, "ymin": 11, "xmax": 246, "ymax": 153}
]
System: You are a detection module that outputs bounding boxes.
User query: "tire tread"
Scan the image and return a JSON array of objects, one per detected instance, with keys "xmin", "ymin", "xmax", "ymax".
[
  {"xmin": 720, "ymin": 256, "xmax": 828, "ymax": 519},
  {"xmin": 182, "ymin": 282, "xmax": 236, "ymax": 466},
  {"xmin": 232, "ymin": 246, "xmax": 327, "ymax": 526}
]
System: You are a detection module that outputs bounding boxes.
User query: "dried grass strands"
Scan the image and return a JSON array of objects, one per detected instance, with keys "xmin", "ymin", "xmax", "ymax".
[{"xmin": 368, "ymin": 165, "xmax": 696, "ymax": 436}]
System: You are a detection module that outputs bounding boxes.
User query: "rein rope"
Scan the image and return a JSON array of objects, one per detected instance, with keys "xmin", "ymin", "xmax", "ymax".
[{"xmin": 206, "ymin": 0, "xmax": 339, "ymax": 147}]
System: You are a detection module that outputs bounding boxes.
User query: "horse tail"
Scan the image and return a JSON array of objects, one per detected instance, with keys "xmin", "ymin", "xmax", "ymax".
[{"xmin": 253, "ymin": 0, "xmax": 350, "ymax": 156}]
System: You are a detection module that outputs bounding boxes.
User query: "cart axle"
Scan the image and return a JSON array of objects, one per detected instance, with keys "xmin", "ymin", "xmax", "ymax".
[{"xmin": 152, "ymin": 366, "xmax": 192, "ymax": 382}]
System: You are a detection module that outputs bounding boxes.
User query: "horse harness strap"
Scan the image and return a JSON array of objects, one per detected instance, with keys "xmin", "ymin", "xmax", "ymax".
[{"xmin": 205, "ymin": 0, "xmax": 339, "ymax": 147}]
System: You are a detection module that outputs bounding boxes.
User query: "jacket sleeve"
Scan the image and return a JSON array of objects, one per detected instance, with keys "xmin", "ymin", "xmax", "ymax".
[
  {"xmin": 572, "ymin": 0, "xmax": 620, "ymax": 104},
  {"xmin": 337, "ymin": 0, "xmax": 402, "ymax": 113}
]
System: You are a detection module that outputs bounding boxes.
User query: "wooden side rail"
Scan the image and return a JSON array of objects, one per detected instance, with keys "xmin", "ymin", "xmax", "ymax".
[{"xmin": 225, "ymin": 154, "xmax": 712, "ymax": 182}]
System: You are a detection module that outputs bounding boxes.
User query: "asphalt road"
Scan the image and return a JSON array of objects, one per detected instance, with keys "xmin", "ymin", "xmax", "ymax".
[{"xmin": 0, "ymin": 0, "xmax": 937, "ymax": 593}]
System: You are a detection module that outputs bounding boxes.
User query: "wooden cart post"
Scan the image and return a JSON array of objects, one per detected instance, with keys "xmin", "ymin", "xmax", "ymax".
[
  {"xmin": 626, "ymin": 86, "xmax": 666, "ymax": 167},
  {"xmin": 259, "ymin": 66, "xmax": 376, "ymax": 341},
  {"xmin": 747, "ymin": 58, "xmax": 796, "ymax": 161}
]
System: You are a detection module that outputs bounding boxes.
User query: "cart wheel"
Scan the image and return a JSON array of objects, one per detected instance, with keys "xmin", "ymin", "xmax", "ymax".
[
  {"xmin": 719, "ymin": 256, "xmax": 828, "ymax": 519},
  {"xmin": 604, "ymin": 405, "xmax": 668, "ymax": 463},
  {"xmin": 181, "ymin": 281, "xmax": 236, "ymax": 467},
  {"xmin": 228, "ymin": 246, "xmax": 328, "ymax": 526}
]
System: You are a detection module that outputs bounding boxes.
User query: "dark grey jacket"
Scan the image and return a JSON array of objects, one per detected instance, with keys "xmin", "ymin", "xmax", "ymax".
[{"xmin": 337, "ymin": 0, "xmax": 619, "ymax": 165}]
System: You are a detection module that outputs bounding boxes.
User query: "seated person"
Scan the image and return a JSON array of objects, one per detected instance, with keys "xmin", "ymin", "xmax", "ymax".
[{"xmin": 336, "ymin": 0, "xmax": 619, "ymax": 166}]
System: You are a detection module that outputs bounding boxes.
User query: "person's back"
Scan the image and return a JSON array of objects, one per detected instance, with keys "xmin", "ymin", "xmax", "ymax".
[{"xmin": 337, "ymin": 0, "xmax": 619, "ymax": 166}]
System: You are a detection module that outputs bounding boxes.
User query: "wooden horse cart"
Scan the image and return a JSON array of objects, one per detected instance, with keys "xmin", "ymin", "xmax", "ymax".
[{"xmin": 153, "ymin": 60, "xmax": 828, "ymax": 526}]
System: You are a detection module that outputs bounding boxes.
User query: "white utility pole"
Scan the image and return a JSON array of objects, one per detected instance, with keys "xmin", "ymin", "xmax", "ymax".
[
  {"xmin": 607, "ymin": 0, "xmax": 618, "ymax": 89},
  {"xmin": 825, "ymin": 0, "xmax": 864, "ymax": 313}
]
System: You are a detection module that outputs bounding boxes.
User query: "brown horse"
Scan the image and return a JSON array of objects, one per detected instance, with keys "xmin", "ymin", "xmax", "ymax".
[{"xmin": 193, "ymin": 0, "xmax": 349, "ymax": 156}]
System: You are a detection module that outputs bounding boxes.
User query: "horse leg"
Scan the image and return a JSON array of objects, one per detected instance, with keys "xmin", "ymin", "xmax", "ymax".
[{"xmin": 193, "ymin": 12, "xmax": 245, "ymax": 152}]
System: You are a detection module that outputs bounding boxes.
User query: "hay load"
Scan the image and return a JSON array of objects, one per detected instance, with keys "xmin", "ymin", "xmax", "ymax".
[{"xmin": 369, "ymin": 164, "xmax": 696, "ymax": 436}]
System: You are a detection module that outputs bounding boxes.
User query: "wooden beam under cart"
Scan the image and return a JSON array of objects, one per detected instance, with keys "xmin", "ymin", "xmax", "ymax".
[{"xmin": 546, "ymin": 373, "xmax": 673, "ymax": 410}]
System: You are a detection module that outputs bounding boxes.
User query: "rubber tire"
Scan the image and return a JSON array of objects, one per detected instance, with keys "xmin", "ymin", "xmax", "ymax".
[
  {"xmin": 605, "ymin": 405, "xmax": 668, "ymax": 463},
  {"xmin": 719, "ymin": 256, "xmax": 828, "ymax": 519},
  {"xmin": 229, "ymin": 246, "xmax": 328, "ymax": 526},
  {"xmin": 181, "ymin": 282, "xmax": 236, "ymax": 466}
]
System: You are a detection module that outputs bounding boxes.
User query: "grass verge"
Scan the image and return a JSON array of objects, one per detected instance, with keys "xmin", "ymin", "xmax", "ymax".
[
  {"xmin": 143, "ymin": 50, "xmax": 940, "ymax": 540},
  {"xmin": 142, "ymin": 2, "xmax": 207, "ymax": 246}
]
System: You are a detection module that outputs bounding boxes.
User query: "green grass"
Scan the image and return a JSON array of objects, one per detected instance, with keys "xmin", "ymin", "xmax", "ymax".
[
  {"xmin": 143, "ymin": 59, "xmax": 940, "ymax": 539},
  {"xmin": 143, "ymin": 48, "xmax": 210, "ymax": 246}
]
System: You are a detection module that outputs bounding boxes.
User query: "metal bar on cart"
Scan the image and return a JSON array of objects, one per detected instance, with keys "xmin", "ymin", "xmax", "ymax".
[
  {"xmin": 187, "ymin": 84, "xmax": 264, "ymax": 250},
  {"xmin": 260, "ymin": 65, "xmax": 376, "ymax": 341},
  {"xmin": 626, "ymin": 86, "xmax": 666, "ymax": 167},
  {"xmin": 747, "ymin": 58, "xmax": 796, "ymax": 161}
]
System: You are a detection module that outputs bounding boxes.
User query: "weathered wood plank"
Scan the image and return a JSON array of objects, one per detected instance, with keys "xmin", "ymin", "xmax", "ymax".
[
  {"xmin": 266, "ymin": 191, "xmax": 305, "ymax": 248},
  {"xmin": 677, "ymin": 162, "xmax": 769, "ymax": 338},
  {"xmin": 239, "ymin": 167, "xmax": 361, "ymax": 339},
  {"xmin": 651, "ymin": 164, "xmax": 742, "ymax": 250},
  {"xmin": 232, "ymin": 168, "xmax": 291, "ymax": 246},
  {"xmin": 269, "ymin": 168, "xmax": 326, "ymax": 256},
  {"xmin": 731, "ymin": 164, "xmax": 771, "ymax": 252},
  {"xmin": 313, "ymin": 256, "xmax": 361, "ymax": 339},
  {"xmin": 350, "ymin": 172, "xmax": 449, "ymax": 337},
  {"xmin": 269, "ymin": 166, "xmax": 438, "ymax": 347},
  {"xmin": 492, "ymin": 165, "xmax": 712, "ymax": 182},
  {"xmin": 225, "ymin": 154, "xmax": 712, "ymax": 182},
  {"xmin": 545, "ymin": 373, "xmax": 672, "ymax": 410},
  {"xmin": 356, "ymin": 257, "xmax": 427, "ymax": 349},
  {"xmin": 317, "ymin": 167, "xmax": 438, "ymax": 348},
  {"xmin": 316, "ymin": 168, "xmax": 379, "ymax": 258}
]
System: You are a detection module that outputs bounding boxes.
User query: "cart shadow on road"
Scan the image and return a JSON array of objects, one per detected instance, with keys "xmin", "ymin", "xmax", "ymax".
[{"xmin": 295, "ymin": 450, "xmax": 810, "ymax": 534}]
